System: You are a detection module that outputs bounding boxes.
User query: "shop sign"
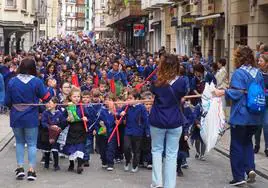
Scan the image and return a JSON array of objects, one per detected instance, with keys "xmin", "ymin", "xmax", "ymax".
[
  {"xmin": 150, "ymin": 21, "xmax": 161, "ymax": 29},
  {"xmin": 181, "ymin": 15, "xmax": 197, "ymax": 26},
  {"xmin": 133, "ymin": 24, "xmax": 145, "ymax": 37},
  {"xmin": 200, "ymin": 18, "xmax": 214, "ymax": 26}
]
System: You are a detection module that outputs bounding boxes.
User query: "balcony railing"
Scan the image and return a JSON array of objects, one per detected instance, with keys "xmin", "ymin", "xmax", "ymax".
[
  {"xmin": 66, "ymin": 0, "xmax": 76, "ymax": 4},
  {"xmin": 76, "ymin": 12, "xmax": 85, "ymax": 18},
  {"xmin": 65, "ymin": 12, "xmax": 76, "ymax": 17},
  {"xmin": 76, "ymin": 0, "xmax": 85, "ymax": 5},
  {"xmin": 66, "ymin": 26, "xmax": 77, "ymax": 31}
]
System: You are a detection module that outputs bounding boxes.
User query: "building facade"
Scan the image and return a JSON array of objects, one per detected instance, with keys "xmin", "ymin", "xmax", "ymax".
[
  {"xmin": 62, "ymin": 0, "xmax": 86, "ymax": 35},
  {"xmin": 93, "ymin": 0, "xmax": 112, "ymax": 39},
  {"xmin": 84, "ymin": 0, "xmax": 93, "ymax": 32},
  {"xmin": 0, "ymin": 0, "xmax": 38, "ymax": 54},
  {"xmin": 106, "ymin": 0, "xmax": 147, "ymax": 49}
]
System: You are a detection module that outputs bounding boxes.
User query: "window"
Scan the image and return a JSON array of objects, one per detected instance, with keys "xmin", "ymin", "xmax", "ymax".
[
  {"xmin": 5, "ymin": 0, "xmax": 16, "ymax": 8},
  {"xmin": 86, "ymin": 9, "xmax": 89, "ymax": 19},
  {"xmin": 40, "ymin": 18, "xmax": 45, "ymax": 24},
  {"xmin": 86, "ymin": 21, "xmax": 89, "ymax": 30},
  {"xmin": 100, "ymin": 15, "xmax": 105, "ymax": 25},
  {"xmin": 22, "ymin": 0, "xmax": 27, "ymax": 10},
  {"xmin": 32, "ymin": 0, "xmax": 35, "ymax": 13},
  {"xmin": 240, "ymin": 25, "xmax": 248, "ymax": 45}
]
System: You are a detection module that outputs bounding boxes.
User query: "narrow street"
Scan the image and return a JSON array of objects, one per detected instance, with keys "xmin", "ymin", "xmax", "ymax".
[{"xmin": 0, "ymin": 139, "xmax": 267, "ymax": 188}]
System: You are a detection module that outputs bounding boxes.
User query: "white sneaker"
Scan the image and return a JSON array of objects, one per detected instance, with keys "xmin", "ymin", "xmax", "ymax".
[
  {"xmin": 147, "ymin": 164, "xmax": 152, "ymax": 169},
  {"xmin": 131, "ymin": 166, "xmax": 139, "ymax": 173},
  {"xmin": 102, "ymin": 164, "xmax": 108, "ymax": 168},
  {"xmin": 150, "ymin": 184, "xmax": 163, "ymax": 188},
  {"xmin": 247, "ymin": 170, "xmax": 256, "ymax": 183},
  {"xmin": 107, "ymin": 166, "xmax": 114, "ymax": 171},
  {"xmin": 124, "ymin": 163, "xmax": 130, "ymax": 171}
]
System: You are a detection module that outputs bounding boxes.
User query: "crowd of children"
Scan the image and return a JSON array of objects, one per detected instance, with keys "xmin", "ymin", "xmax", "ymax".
[{"xmin": 0, "ymin": 37, "xmax": 226, "ymax": 177}]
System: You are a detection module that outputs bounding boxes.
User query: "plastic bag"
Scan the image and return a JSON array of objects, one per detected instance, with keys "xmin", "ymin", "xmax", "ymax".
[{"xmin": 200, "ymin": 83, "xmax": 227, "ymax": 152}]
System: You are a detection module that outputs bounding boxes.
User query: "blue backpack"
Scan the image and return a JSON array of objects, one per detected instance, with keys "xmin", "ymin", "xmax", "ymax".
[{"xmin": 247, "ymin": 80, "xmax": 266, "ymax": 113}]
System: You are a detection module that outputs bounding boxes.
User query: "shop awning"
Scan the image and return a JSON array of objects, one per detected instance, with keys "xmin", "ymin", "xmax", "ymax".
[{"xmin": 195, "ymin": 13, "xmax": 223, "ymax": 21}]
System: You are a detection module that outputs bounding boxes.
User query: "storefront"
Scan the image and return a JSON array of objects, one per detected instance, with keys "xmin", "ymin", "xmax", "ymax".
[
  {"xmin": 177, "ymin": 15, "xmax": 200, "ymax": 56},
  {"xmin": 150, "ymin": 20, "xmax": 161, "ymax": 53},
  {"xmin": 196, "ymin": 13, "xmax": 225, "ymax": 62}
]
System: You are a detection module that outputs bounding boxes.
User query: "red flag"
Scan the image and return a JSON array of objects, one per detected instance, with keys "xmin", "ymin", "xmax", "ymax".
[
  {"xmin": 94, "ymin": 75, "xmax": 99, "ymax": 88},
  {"xmin": 71, "ymin": 74, "xmax": 79, "ymax": 87},
  {"xmin": 110, "ymin": 79, "xmax": 115, "ymax": 93},
  {"xmin": 71, "ymin": 73, "xmax": 88, "ymax": 132}
]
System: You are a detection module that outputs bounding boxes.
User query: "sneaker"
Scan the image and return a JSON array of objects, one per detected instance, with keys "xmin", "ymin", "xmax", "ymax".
[
  {"xmin": 264, "ymin": 149, "xmax": 268, "ymax": 157},
  {"xmin": 247, "ymin": 170, "xmax": 256, "ymax": 183},
  {"xmin": 150, "ymin": 184, "xmax": 163, "ymax": 188},
  {"xmin": 181, "ymin": 162, "xmax": 189, "ymax": 169},
  {"xmin": 77, "ymin": 167, "xmax": 83, "ymax": 174},
  {"xmin": 15, "ymin": 167, "xmax": 25, "ymax": 180},
  {"xmin": 131, "ymin": 166, "xmax": 139, "ymax": 173},
  {"xmin": 254, "ymin": 145, "xmax": 260, "ymax": 154},
  {"xmin": 229, "ymin": 180, "xmax": 246, "ymax": 186},
  {"xmin": 54, "ymin": 166, "xmax": 60, "ymax": 171},
  {"xmin": 115, "ymin": 158, "xmax": 122, "ymax": 163},
  {"xmin": 107, "ymin": 165, "xmax": 114, "ymax": 171},
  {"xmin": 27, "ymin": 171, "xmax": 37, "ymax": 181},
  {"xmin": 59, "ymin": 153, "xmax": 66, "ymax": 159},
  {"xmin": 147, "ymin": 164, "xmax": 152, "ymax": 170},
  {"xmin": 177, "ymin": 168, "xmax": 183, "ymax": 177},
  {"xmin": 124, "ymin": 163, "xmax": 130, "ymax": 171},
  {"xmin": 40, "ymin": 156, "xmax": 45, "ymax": 164},
  {"xmin": 195, "ymin": 153, "xmax": 200, "ymax": 159},
  {"xmin": 102, "ymin": 164, "xmax": 108, "ymax": 168},
  {"xmin": 84, "ymin": 160, "xmax": 90, "ymax": 167},
  {"xmin": 199, "ymin": 155, "xmax": 206, "ymax": 161},
  {"xmin": 68, "ymin": 165, "xmax": 74, "ymax": 171}
]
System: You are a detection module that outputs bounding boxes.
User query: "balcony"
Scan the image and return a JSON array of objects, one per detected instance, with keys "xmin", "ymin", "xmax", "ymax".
[
  {"xmin": 65, "ymin": 12, "xmax": 76, "ymax": 18},
  {"xmin": 150, "ymin": 0, "xmax": 172, "ymax": 8},
  {"xmin": 76, "ymin": 0, "xmax": 85, "ymax": 5},
  {"xmin": 258, "ymin": 0, "xmax": 268, "ymax": 5},
  {"xmin": 66, "ymin": 26, "xmax": 77, "ymax": 31},
  {"xmin": 66, "ymin": 0, "xmax": 76, "ymax": 4},
  {"xmin": 76, "ymin": 12, "xmax": 85, "ymax": 19}
]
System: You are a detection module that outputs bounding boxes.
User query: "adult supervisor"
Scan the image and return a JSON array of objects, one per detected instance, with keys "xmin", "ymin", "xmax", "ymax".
[
  {"xmin": 149, "ymin": 54, "xmax": 187, "ymax": 188},
  {"xmin": 5, "ymin": 57, "xmax": 51, "ymax": 181}
]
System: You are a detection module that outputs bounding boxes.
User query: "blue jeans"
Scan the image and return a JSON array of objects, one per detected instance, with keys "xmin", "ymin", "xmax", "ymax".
[
  {"xmin": 150, "ymin": 126, "xmax": 182, "ymax": 188},
  {"xmin": 12, "ymin": 127, "xmax": 38, "ymax": 168},
  {"xmin": 263, "ymin": 108, "xmax": 268, "ymax": 149}
]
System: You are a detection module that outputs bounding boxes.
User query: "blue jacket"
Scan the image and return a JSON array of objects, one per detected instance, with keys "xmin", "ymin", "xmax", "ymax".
[
  {"xmin": 5, "ymin": 74, "xmax": 51, "ymax": 128},
  {"xmin": 107, "ymin": 69, "xmax": 128, "ymax": 86},
  {"xmin": 149, "ymin": 77, "xmax": 187, "ymax": 129},
  {"xmin": 84, "ymin": 104, "xmax": 100, "ymax": 134},
  {"xmin": 225, "ymin": 67, "xmax": 264, "ymax": 126},
  {"xmin": 0, "ymin": 73, "xmax": 4, "ymax": 105},
  {"xmin": 41, "ymin": 110, "xmax": 66, "ymax": 129},
  {"xmin": 93, "ymin": 104, "xmax": 115, "ymax": 136},
  {"xmin": 124, "ymin": 104, "xmax": 148, "ymax": 136}
]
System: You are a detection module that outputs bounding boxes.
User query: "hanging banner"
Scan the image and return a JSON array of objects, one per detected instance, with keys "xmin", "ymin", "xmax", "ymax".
[{"xmin": 133, "ymin": 24, "xmax": 145, "ymax": 37}]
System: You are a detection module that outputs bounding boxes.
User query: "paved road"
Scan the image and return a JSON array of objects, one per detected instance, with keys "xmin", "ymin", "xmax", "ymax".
[{"xmin": 0, "ymin": 140, "xmax": 267, "ymax": 188}]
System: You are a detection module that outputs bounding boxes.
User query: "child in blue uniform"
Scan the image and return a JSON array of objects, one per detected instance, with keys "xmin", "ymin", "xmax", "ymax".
[
  {"xmin": 62, "ymin": 87, "xmax": 89, "ymax": 174},
  {"xmin": 190, "ymin": 103, "xmax": 206, "ymax": 160},
  {"xmin": 92, "ymin": 91, "xmax": 117, "ymax": 171},
  {"xmin": 81, "ymin": 90, "xmax": 97, "ymax": 167},
  {"xmin": 38, "ymin": 97, "xmax": 66, "ymax": 170},
  {"xmin": 121, "ymin": 93, "xmax": 149, "ymax": 173}
]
